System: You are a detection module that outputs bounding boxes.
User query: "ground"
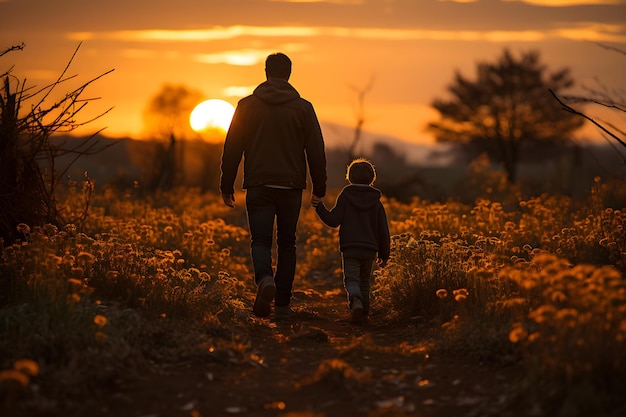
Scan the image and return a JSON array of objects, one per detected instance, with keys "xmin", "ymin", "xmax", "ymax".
[{"xmin": 26, "ymin": 274, "xmax": 526, "ymax": 417}]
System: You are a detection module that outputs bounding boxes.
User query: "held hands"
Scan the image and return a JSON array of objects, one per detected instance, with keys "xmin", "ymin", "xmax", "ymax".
[
  {"xmin": 221, "ymin": 193, "xmax": 235, "ymax": 208},
  {"xmin": 311, "ymin": 194, "xmax": 322, "ymax": 207}
]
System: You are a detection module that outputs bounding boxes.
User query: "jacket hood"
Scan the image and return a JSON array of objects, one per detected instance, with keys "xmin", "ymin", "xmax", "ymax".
[
  {"xmin": 342, "ymin": 185, "xmax": 382, "ymax": 211},
  {"xmin": 253, "ymin": 79, "xmax": 300, "ymax": 105}
]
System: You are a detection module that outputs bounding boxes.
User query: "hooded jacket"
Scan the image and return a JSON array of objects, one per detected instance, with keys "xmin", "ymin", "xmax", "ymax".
[
  {"xmin": 316, "ymin": 185, "xmax": 391, "ymax": 260},
  {"xmin": 220, "ymin": 79, "xmax": 327, "ymax": 197}
]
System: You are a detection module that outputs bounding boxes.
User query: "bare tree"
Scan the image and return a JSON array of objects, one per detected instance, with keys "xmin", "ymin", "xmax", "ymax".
[
  {"xmin": 347, "ymin": 76, "xmax": 375, "ymax": 162},
  {"xmin": 0, "ymin": 43, "xmax": 113, "ymax": 243}
]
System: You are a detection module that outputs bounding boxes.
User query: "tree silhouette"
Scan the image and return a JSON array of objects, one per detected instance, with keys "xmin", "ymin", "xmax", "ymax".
[
  {"xmin": 428, "ymin": 49, "xmax": 584, "ymax": 184},
  {"xmin": 139, "ymin": 84, "xmax": 203, "ymax": 191},
  {"xmin": 142, "ymin": 84, "xmax": 202, "ymax": 141}
]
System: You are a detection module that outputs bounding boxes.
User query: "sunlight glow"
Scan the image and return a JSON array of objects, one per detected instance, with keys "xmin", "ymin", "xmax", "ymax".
[
  {"xmin": 222, "ymin": 86, "xmax": 255, "ymax": 97},
  {"xmin": 194, "ymin": 50, "xmax": 271, "ymax": 66},
  {"xmin": 190, "ymin": 99, "xmax": 235, "ymax": 133}
]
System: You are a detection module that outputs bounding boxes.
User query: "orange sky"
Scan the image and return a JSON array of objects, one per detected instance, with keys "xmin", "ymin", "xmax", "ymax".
[{"xmin": 2, "ymin": 0, "xmax": 625, "ymax": 147}]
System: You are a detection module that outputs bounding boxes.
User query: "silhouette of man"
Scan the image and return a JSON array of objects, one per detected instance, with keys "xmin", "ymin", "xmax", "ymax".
[{"xmin": 220, "ymin": 52, "xmax": 327, "ymax": 319}]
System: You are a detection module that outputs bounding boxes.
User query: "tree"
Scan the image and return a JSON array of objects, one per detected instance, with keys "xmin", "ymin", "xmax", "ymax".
[
  {"xmin": 139, "ymin": 84, "xmax": 203, "ymax": 191},
  {"xmin": 142, "ymin": 84, "xmax": 202, "ymax": 141},
  {"xmin": 428, "ymin": 49, "xmax": 584, "ymax": 183}
]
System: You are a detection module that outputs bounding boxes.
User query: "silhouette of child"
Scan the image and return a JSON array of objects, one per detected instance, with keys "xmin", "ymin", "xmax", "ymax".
[{"xmin": 312, "ymin": 158, "xmax": 390, "ymax": 323}]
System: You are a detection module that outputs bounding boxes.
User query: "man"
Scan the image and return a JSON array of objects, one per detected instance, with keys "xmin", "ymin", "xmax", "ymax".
[{"xmin": 220, "ymin": 52, "xmax": 327, "ymax": 319}]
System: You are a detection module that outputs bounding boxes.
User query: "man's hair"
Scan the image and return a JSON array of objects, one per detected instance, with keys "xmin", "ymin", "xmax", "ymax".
[
  {"xmin": 346, "ymin": 158, "xmax": 376, "ymax": 185},
  {"xmin": 265, "ymin": 53, "xmax": 292, "ymax": 80}
]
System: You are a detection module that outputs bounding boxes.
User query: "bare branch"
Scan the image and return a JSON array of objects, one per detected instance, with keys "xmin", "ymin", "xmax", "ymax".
[
  {"xmin": 0, "ymin": 43, "xmax": 25, "ymax": 57},
  {"xmin": 550, "ymin": 89, "xmax": 626, "ymax": 149}
]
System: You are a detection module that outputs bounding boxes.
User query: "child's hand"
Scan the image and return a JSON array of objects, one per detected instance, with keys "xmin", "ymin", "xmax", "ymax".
[
  {"xmin": 377, "ymin": 258, "xmax": 388, "ymax": 268},
  {"xmin": 311, "ymin": 194, "xmax": 322, "ymax": 207}
]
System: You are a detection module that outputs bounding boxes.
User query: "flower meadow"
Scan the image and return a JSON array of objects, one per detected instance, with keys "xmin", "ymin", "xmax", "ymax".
[{"xmin": 1, "ymin": 177, "xmax": 625, "ymax": 415}]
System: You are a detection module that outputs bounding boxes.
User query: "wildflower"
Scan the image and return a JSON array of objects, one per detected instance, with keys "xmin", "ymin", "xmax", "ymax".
[
  {"xmin": 436, "ymin": 289, "xmax": 448, "ymax": 299},
  {"xmin": 68, "ymin": 293, "xmax": 81, "ymax": 303},
  {"xmin": 94, "ymin": 315, "xmax": 108, "ymax": 327},
  {"xmin": 13, "ymin": 359, "xmax": 39, "ymax": 377},
  {"xmin": 95, "ymin": 331, "xmax": 107, "ymax": 344},
  {"xmin": 43, "ymin": 223, "xmax": 58, "ymax": 235},
  {"xmin": 16, "ymin": 223, "xmax": 31, "ymax": 235},
  {"xmin": 550, "ymin": 291, "xmax": 567, "ymax": 303},
  {"xmin": 70, "ymin": 267, "xmax": 84, "ymax": 277},
  {"xmin": 528, "ymin": 305, "xmax": 556, "ymax": 323},
  {"xmin": 509, "ymin": 325, "xmax": 528, "ymax": 343},
  {"xmin": 454, "ymin": 294, "xmax": 467, "ymax": 302},
  {"xmin": 77, "ymin": 251, "xmax": 95, "ymax": 263},
  {"xmin": 0, "ymin": 369, "xmax": 29, "ymax": 388}
]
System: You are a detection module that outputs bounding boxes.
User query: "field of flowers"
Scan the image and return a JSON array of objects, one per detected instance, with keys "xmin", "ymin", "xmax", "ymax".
[{"xmin": 1, "ymin": 176, "xmax": 625, "ymax": 415}]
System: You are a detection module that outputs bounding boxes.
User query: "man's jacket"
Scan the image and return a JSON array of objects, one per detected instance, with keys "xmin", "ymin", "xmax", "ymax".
[{"xmin": 220, "ymin": 79, "xmax": 327, "ymax": 197}]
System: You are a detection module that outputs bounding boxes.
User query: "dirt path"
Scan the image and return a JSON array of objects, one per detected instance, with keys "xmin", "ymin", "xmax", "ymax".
[{"xmin": 68, "ymin": 275, "xmax": 524, "ymax": 417}]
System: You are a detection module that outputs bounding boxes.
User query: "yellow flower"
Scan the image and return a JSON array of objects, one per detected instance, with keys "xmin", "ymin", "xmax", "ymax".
[
  {"xmin": 94, "ymin": 315, "xmax": 107, "ymax": 327},
  {"xmin": 16, "ymin": 223, "xmax": 31, "ymax": 235},
  {"xmin": 0, "ymin": 369, "xmax": 29, "ymax": 388},
  {"xmin": 77, "ymin": 251, "xmax": 95, "ymax": 263},
  {"xmin": 13, "ymin": 359, "xmax": 39, "ymax": 377},
  {"xmin": 436, "ymin": 289, "xmax": 448, "ymax": 299},
  {"xmin": 509, "ymin": 325, "xmax": 528, "ymax": 343},
  {"xmin": 95, "ymin": 331, "xmax": 107, "ymax": 344},
  {"xmin": 453, "ymin": 288, "xmax": 469, "ymax": 297},
  {"xmin": 67, "ymin": 278, "xmax": 83, "ymax": 286},
  {"xmin": 454, "ymin": 294, "xmax": 467, "ymax": 302}
]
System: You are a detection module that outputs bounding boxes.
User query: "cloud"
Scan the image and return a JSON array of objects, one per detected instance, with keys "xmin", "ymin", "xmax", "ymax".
[
  {"xmin": 68, "ymin": 23, "xmax": 626, "ymax": 45},
  {"xmin": 503, "ymin": 0, "xmax": 622, "ymax": 5},
  {"xmin": 80, "ymin": 26, "xmax": 317, "ymax": 42},
  {"xmin": 268, "ymin": 0, "xmax": 365, "ymax": 3}
]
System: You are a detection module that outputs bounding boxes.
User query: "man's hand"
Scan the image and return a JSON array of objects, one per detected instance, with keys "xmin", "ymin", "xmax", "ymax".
[
  {"xmin": 221, "ymin": 193, "xmax": 235, "ymax": 208},
  {"xmin": 311, "ymin": 194, "xmax": 322, "ymax": 207}
]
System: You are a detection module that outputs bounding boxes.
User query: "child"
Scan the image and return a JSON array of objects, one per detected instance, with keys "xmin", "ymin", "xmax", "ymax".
[{"xmin": 312, "ymin": 158, "xmax": 391, "ymax": 323}]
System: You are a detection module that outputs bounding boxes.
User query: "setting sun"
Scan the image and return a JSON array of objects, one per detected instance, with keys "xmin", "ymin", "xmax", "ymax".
[{"xmin": 189, "ymin": 99, "xmax": 235, "ymax": 133}]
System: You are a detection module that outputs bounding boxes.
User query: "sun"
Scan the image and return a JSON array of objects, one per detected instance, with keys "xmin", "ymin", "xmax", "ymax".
[{"xmin": 189, "ymin": 99, "xmax": 235, "ymax": 133}]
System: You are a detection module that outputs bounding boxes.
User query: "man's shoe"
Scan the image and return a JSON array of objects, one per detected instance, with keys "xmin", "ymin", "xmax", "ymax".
[
  {"xmin": 351, "ymin": 298, "xmax": 365, "ymax": 324},
  {"xmin": 253, "ymin": 275, "xmax": 276, "ymax": 318},
  {"xmin": 274, "ymin": 305, "xmax": 294, "ymax": 320}
]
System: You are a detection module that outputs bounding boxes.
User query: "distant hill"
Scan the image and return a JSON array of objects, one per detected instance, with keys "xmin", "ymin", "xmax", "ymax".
[{"xmin": 48, "ymin": 130, "xmax": 625, "ymax": 202}]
